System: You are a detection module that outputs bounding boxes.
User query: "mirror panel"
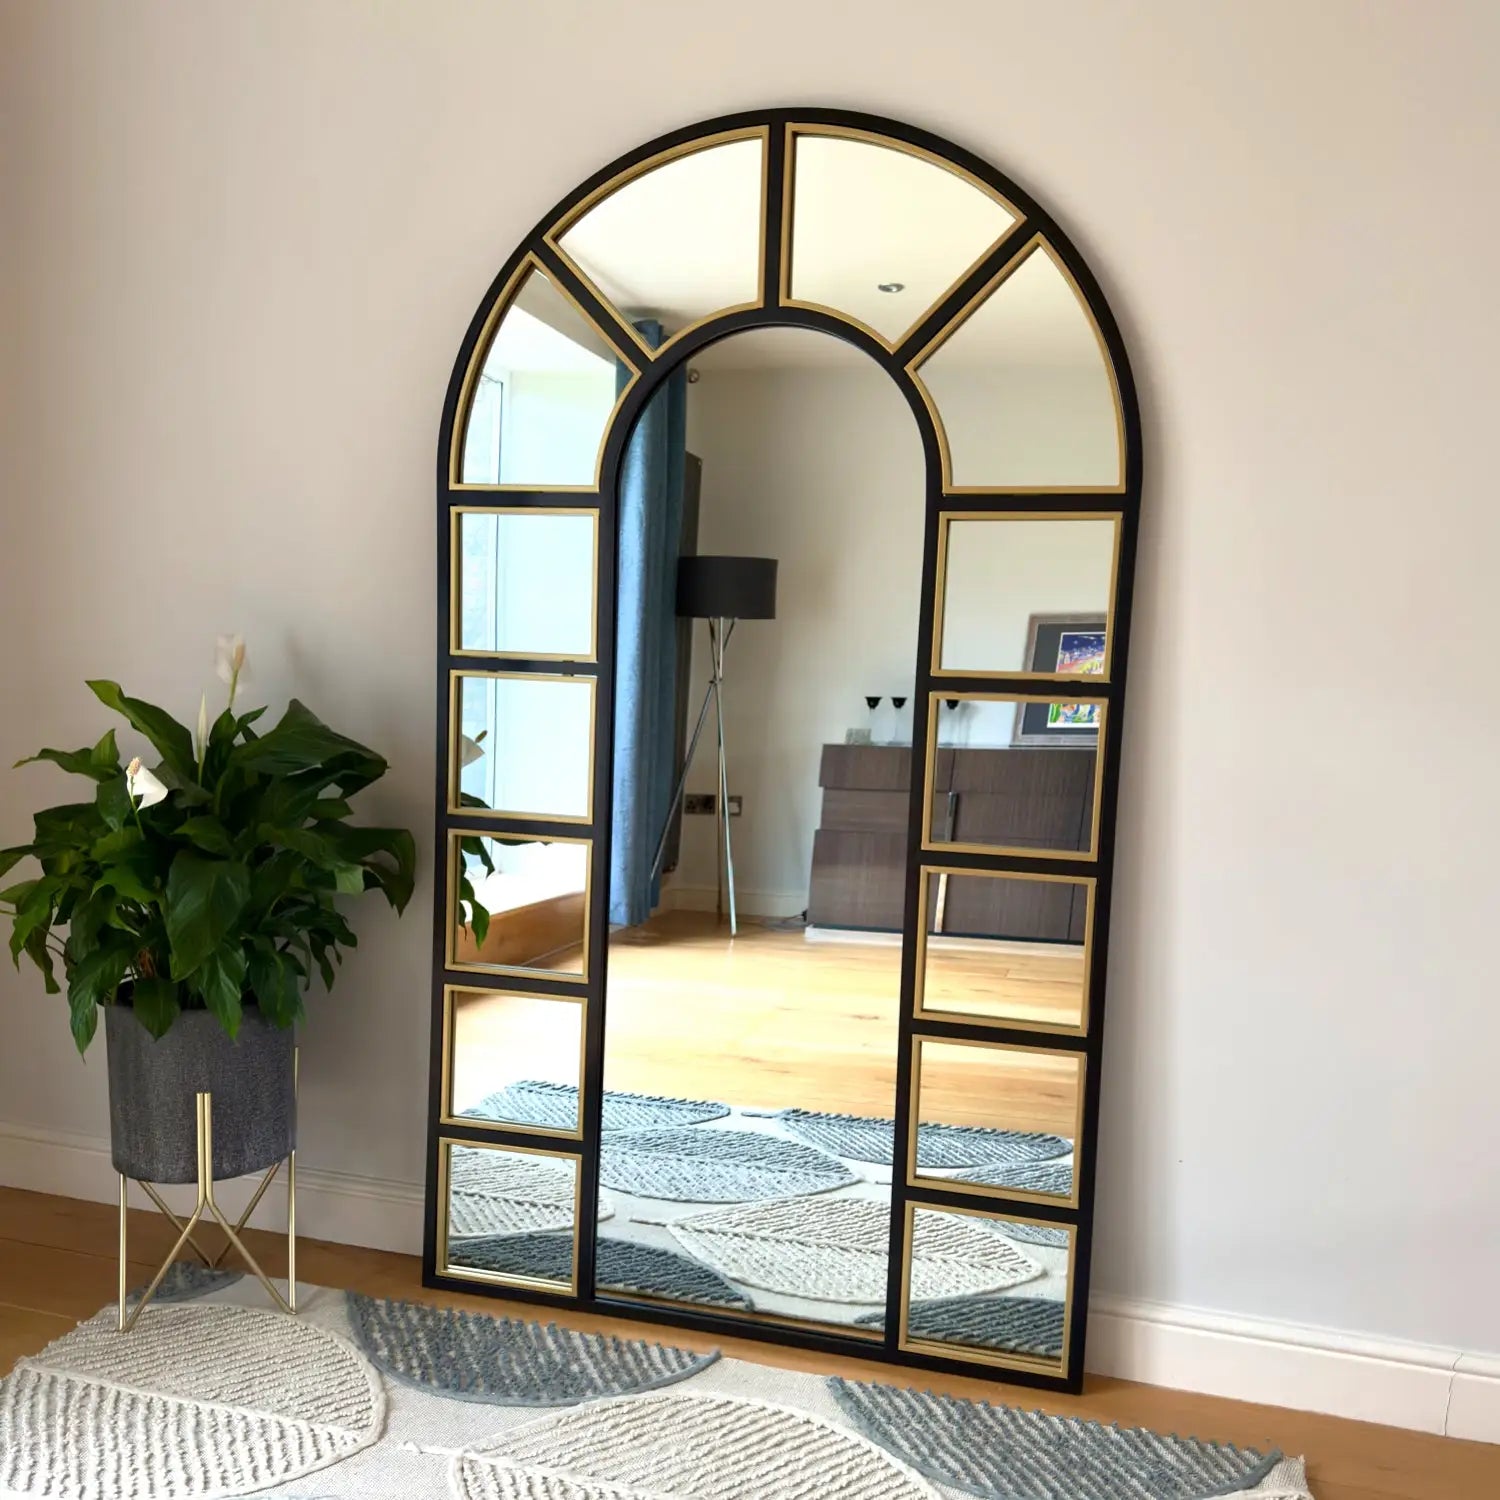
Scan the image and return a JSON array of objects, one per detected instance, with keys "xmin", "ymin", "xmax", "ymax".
[
  {"xmin": 936, "ymin": 516, "xmax": 1117, "ymax": 678},
  {"xmin": 911, "ymin": 1038, "xmax": 1082, "ymax": 1204},
  {"xmin": 439, "ymin": 1139, "xmax": 581, "ymax": 1290},
  {"xmin": 445, "ymin": 987, "xmax": 585, "ymax": 1136},
  {"xmin": 449, "ymin": 831, "xmax": 590, "ymax": 979},
  {"xmin": 452, "ymin": 672, "xmax": 594, "ymax": 821},
  {"xmin": 925, "ymin": 694, "xmax": 1106, "ymax": 857},
  {"xmin": 914, "ymin": 239, "xmax": 1122, "ymax": 490},
  {"xmin": 458, "ymin": 263, "xmax": 623, "ymax": 488},
  {"xmin": 554, "ymin": 136, "xmax": 765, "ymax": 351},
  {"xmin": 903, "ymin": 1203, "xmax": 1073, "ymax": 1372},
  {"xmin": 453, "ymin": 509, "xmax": 597, "ymax": 660},
  {"xmin": 916, "ymin": 869, "xmax": 1091, "ymax": 1032},
  {"xmin": 786, "ymin": 130, "xmax": 1017, "ymax": 346}
]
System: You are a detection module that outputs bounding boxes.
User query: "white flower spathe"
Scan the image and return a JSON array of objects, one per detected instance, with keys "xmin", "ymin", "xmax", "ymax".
[
  {"xmin": 460, "ymin": 734, "xmax": 486, "ymax": 767},
  {"xmin": 214, "ymin": 633, "xmax": 248, "ymax": 687},
  {"xmin": 124, "ymin": 756, "xmax": 169, "ymax": 810}
]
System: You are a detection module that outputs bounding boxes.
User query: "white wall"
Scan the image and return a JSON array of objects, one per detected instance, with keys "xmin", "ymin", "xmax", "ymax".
[{"xmin": 2, "ymin": 1, "xmax": 1498, "ymax": 1367}]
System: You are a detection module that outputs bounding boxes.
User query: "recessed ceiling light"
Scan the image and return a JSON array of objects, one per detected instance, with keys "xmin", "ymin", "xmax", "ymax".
[{"xmin": 877, "ymin": 281, "xmax": 905, "ymax": 293}]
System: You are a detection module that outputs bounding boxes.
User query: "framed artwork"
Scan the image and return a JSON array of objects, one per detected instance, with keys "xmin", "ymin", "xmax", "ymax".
[{"xmin": 1012, "ymin": 613, "xmax": 1107, "ymax": 746}]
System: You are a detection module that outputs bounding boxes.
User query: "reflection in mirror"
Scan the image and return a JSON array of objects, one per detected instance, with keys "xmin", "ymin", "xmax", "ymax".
[
  {"xmin": 787, "ymin": 131, "xmax": 1016, "ymax": 346},
  {"xmin": 450, "ymin": 832, "xmax": 589, "ymax": 978},
  {"xmin": 917, "ymin": 870, "xmax": 1090, "ymax": 1031},
  {"xmin": 912, "ymin": 1039, "xmax": 1081, "ymax": 1201},
  {"xmin": 454, "ymin": 510, "xmax": 597, "ymax": 659},
  {"xmin": 459, "ymin": 265, "xmax": 621, "ymax": 487},
  {"xmin": 915, "ymin": 239, "xmax": 1121, "ymax": 489},
  {"xmin": 937, "ymin": 517, "xmax": 1117, "ymax": 676},
  {"xmin": 593, "ymin": 326, "xmax": 924, "ymax": 1333},
  {"xmin": 453, "ymin": 672, "xmax": 594, "ymax": 820},
  {"xmin": 904, "ymin": 1204, "xmax": 1071, "ymax": 1369},
  {"xmin": 441, "ymin": 1140, "xmax": 579, "ymax": 1289},
  {"xmin": 926, "ymin": 695, "xmax": 1105, "ymax": 857},
  {"xmin": 555, "ymin": 137, "xmax": 764, "ymax": 349},
  {"xmin": 447, "ymin": 988, "xmax": 584, "ymax": 1135}
]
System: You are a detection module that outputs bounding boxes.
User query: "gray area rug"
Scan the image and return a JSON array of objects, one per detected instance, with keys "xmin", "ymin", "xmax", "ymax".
[
  {"xmin": 856, "ymin": 1295, "xmax": 1067, "ymax": 1359},
  {"xmin": 127, "ymin": 1261, "xmax": 244, "ymax": 1305},
  {"xmin": 445, "ymin": 1231, "xmax": 755, "ymax": 1312},
  {"xmin": 774, "ymin": 1107, "xmax": 1073, "ymax": 1169},
  {"xmin": 461, "ymin": 1079, "xmax": 729, "ymax": 1133},
  {"xmin": 448, "ymin": 1144, "xmax": 612, "ymax": 1238},
  {"xmin": 829, "ymin": 1377, "xmax": 1283, "ymax": 1500},
  {"xmin": 345, "ymin": 1292, "xmax": 717, "ymax": 1406},
  {"xmin": 600, "ymin": 1126, "xmax": 857, "ymax": 1202}
]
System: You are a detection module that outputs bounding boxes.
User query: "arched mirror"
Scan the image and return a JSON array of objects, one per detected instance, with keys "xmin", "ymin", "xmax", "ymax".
[{"xmin": 429, "ymin": 110, "xmax": 1140, "ymax": 1394}]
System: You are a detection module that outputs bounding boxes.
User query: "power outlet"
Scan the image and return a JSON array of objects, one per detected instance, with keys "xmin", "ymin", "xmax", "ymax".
[{"xmin": 683, "ymin": 793, "xmax": 743, "ymax": 816}]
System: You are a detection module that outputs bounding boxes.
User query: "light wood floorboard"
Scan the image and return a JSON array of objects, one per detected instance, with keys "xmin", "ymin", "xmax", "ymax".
[{"xmin": 0, "ymin": 1186, "xmax": 1495, "ymax": 1498}]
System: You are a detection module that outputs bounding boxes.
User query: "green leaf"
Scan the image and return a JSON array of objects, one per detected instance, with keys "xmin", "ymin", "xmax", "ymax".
[
  {"xmin": 96, "ymin": 774, "xmax": 133, "ymax": 832},
  {"xmin": 197, "ymin": 947, "xmax": 246, "ymax": 1036},
  {"xmin": 131, "ymin": 977, "xmax": 181, "ymax": 1039},
  {"xmin": 309, "ymin": 798, "xmax": 352, "ymax": 821},
  {"xmin": 70, "ymin": 991, "xmax": 99, "ymax": 1053},
  {"xmin": 87, "ymin": 680, "xmax": 196, "ymax": 779},
  {"xmin": 8, "ymin": 876, "xmax": 62, "ymax": 966},
  {"xmin": 66, "ymin": 942, "xmax": 132, "ymax": 1045},
  {"xmin": 332, "ymin": 863, "xmax": 366, "ymax": 895},
  {"xmin": 322, "ymin": 824, "xmax": 416, "ymax": 913},
  {"xmin": 0, "ymin": 846, "xmax": 32, "ymax": 882},
  {"xmin": 230, "ymin": 700, "xmax": 387, "ymax": 792},
  {"xmin": 177, "ymin": 816, "xmax": 233, "ymax": 856},
  {"xmin": 14, "ymin": 744, "xmax": 118, "ymax": 782},
  {"xmin": 32, "ymin": 802, "xmax": 102, "ymax": 852},
  {"xmin": 91, "ymin": 729, "xmax": 121, "ymax": 775},
  {"xmin": 90, "ymin": 825, "xmax": 143, "ymax": 862},
  {"xmin": 92, "ymin": 866, "xmax": 159, "ymax": 906},
  {"xmin": 164, "ymin": 853, "xmax": 250, "ymax": 980},
  {"xmin": 23, "ymin": 927, "xmax": 59, "ymax": 994}
]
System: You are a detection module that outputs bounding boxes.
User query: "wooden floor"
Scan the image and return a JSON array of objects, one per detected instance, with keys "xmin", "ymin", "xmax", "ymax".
[{"xmin": 0, "ymin": 1187, "xmax": 1495, "ymax": 1498}]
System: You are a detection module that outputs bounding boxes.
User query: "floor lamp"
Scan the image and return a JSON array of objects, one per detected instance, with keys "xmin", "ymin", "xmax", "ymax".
[{"xmin": 650, "ymin": 555, "xmax": 777, "ymax": 936}]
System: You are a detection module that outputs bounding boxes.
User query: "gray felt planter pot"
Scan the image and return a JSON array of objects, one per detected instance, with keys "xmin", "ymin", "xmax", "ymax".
[{"xmin": 105, "ymin": 998, "xmax": 296, "ymax": 1184}]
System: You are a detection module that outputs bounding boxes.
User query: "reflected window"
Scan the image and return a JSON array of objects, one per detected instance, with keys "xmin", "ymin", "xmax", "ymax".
[
  {"xmin": 459, "ymin": 264, "xmax": 621, "ymax": 487},
  {"xmin": 455, "ymin": 510, "xmax": 597, "ymax": 659},
  {"xmin": 937, "ymin": 516, "xmax": 1117, "ymax": 677},
  {"xmin": 914, "ymin": 239, "xmax": 1121, "ymax": 490},
  {"xmin": 788, "ymin": 131, "xmax": 1016, "ymax": 345},
  {"xmin": 451, "ymin": 832, "xmax": 589, "ymax": 978},
  {"xmin": 917, "ymin": 869, "xmax": 1091, "ymax": 1031}
]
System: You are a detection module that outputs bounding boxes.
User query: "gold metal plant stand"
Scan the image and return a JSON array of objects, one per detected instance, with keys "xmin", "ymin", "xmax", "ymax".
[{"xmin": 117, "ymin": 1050, "xmax": 298, "ymax": 1332}]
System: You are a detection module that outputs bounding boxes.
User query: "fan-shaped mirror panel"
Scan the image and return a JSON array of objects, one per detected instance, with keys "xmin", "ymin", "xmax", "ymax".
[
  {"xmin": 456, "ymin": 262, "xmax": 624, "ymax": 489},
  {"xmin": 913, "ymin": 239, "xmax": 1122, "ymax": 491},
  {"xmin": 785, "ymin": 129, "xmax": 1017, "ymax": 346},
  {"xmin": 552, "ymin": 135, "xmax": 765, "ymax": 356}
]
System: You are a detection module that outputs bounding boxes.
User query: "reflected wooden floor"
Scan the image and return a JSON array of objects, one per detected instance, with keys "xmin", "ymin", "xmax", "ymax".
[{"xmin": 0, "ymin": 1186, "xmax": 1494, "ymax": 1500}]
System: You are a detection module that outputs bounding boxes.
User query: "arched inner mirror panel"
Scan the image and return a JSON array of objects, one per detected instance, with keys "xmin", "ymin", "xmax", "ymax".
[{"xmin": 429, "ymin": 110, "xmax": 1140, "ymax": 1396}]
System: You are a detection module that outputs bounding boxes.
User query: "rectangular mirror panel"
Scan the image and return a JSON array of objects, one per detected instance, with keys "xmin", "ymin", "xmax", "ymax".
[
  {"xmin": 916, "ymin": 869, "xmax": 1090, "ymax": 1032},
  {"xmin": 445, "ymin": 987, "xmax": 585, "ymax": 1136},
  {"xmin": 936, "ymin": 516, "xmax": 1118, "ymax": 678},
  {"xmin": 450, "ymin": 832, "xmax": 590, "ymax": 979},
  {"xmin": 454, "ymin": 510, "xmax": 597, "ymax": 660},
  {"xmin": 925, "ymin": 694, "xmax": 1105, "ymax": 859},
  {"xmin": 439, "ymin": 1139, "xmax": 580, "ymax": 1291},
  {"xmin": 911, "ymin": 1038, "xmax": 1082, "ymax": 1204},
  {"xmin": 452, "ymin": 672, "xmax": 594, "ymax": 822},
  {"xmin": 903, "ymin": 1203, "xmax": 1074, "ymax": 1374}
]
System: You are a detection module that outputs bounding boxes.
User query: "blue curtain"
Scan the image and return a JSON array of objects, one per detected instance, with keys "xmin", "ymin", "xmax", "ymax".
[{"xmin": 609, "ymin": 321, "xmax": 687, "ymax": 927}]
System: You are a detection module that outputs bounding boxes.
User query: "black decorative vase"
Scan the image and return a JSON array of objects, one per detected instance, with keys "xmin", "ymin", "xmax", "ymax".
[{"xmin": 104, "ymin": 1000, "xmax": 296, "ymax": 1184}]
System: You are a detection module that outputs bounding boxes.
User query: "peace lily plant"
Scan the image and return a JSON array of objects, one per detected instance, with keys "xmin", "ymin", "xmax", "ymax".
[{"xmin": 0, "ymin": 636, "xmax": 416, "ymax": 1053}]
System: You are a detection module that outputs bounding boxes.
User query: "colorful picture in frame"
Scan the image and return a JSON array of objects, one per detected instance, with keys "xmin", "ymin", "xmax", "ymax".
[{"xmin": 1014, "ymin": 614, "xmax": 1108, "ymax": 746}]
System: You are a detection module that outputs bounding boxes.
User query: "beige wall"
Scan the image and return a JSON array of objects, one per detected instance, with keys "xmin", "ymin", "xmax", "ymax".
[{"xmin": 2, "ymin": 1, "xmax": 1498, "ymax": 1358}]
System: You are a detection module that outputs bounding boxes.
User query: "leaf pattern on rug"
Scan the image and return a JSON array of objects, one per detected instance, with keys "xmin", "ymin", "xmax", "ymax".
[
  {"xmin": 460, "ymin": 1079, "xmax": 729, "ymax": 1134},
  {"xmin": 774, "ymin": 1107, "xmax": 1072, "ymax": 1169},
  {"xmin": 448, "ymin": 1145, "xmax": 612, "ymax": 1239},
  {"xmin": 856, "ymin": 1294, "xmax": 1067, "ymax": 1358},
  {"xmin": 600, "ymin": 1127, "xmax": 856, "ymax": 1203}
]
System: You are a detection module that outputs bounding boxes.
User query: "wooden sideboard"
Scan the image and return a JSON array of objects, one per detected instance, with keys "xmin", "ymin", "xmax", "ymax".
[{"xmin": 807, "ymin": 742, "xmax": 1094, "ymax": 937}]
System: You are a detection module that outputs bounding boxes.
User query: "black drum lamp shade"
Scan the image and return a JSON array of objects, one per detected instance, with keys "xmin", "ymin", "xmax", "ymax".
[{"xmin": 676, "ymin": 555, "xmax": 778, "ymax": 621}]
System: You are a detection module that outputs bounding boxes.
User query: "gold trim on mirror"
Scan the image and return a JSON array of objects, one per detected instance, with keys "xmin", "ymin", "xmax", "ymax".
[
  {"xmin": 907, "ymin": 1036, "xmax": 1085, "ymax": 1209},
  {"xmin": 440, "ymin": 984, "xmax": 587, "ymax": 1140},
  {"xmin": 436, "ymin": 1136, "xmax": 583, "ymax": 1294},
  {"xmin": 447, "ymin": 252, "xmax": 641, "ymax": 493},
  {"xmin": 446, "ymin": 828, "xmax": 593, "ymax": 982},
  {"xmin": 899, "ymin": 1199, "xmax": 1076, "ymax": 1378},
  {"xmin": 930, "ymin": 512, "xmax": 1122, "ymax": 681},
  {"xmin": 913, "ymin": 866, "xmax": 1094, "ymax": 1036},
  {"xmin": 906, "ymin": 235, "xmax": 1126, "ymax": 495},
  {"xmin": 447, "ymin": 670, "xmax": 598, "ymax": 825},
  {"xmin": 777, "ymin": 123, "xmax": 1025, "ymax": 353},
  {"xmin": 450, "ymin": 507, "xmax": 600, "ymax": 663},
  {"xmin": 542, "ymin": 127, "xmax": 771, "ymax": 364},
  {"xmin": 921, "ymin": 693, "xmax": 1107, "ymax": 861}
]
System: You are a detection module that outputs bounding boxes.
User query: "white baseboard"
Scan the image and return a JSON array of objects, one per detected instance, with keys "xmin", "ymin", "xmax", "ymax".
[
  {"xmin": 658, "ymin": 883, "xmax": 807, "ymax": 921},
  {"xmin": 1, "ymin": 1118, "xmax": 1495, "ymax": 1442}
]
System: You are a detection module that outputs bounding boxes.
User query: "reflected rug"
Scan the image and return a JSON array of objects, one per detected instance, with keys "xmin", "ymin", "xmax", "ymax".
[
  {"xmin": 600, "ymin": 1125, "xmax": 857, "ymax": 1202},
  {"xmin": 0, "ymin": 1275, "xmax": 1312, "ymax": 1499},
  {"xmin": 461, "ymin": 1080, "xmax": 728, "ymax": 1134},
  {"xmin": 771, "ymin": 1107, "xmax": 1074, "ymax": 1170}
]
